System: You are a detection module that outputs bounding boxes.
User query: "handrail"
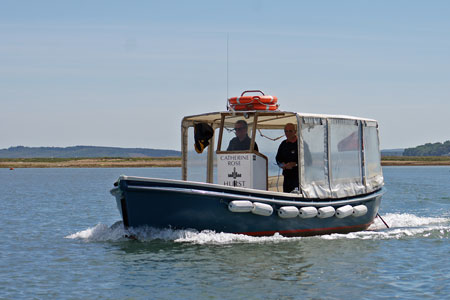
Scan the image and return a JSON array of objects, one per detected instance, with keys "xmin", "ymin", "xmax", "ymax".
[{"xmin": 241, "ymin": 90, "xmax": 265, "ymax": 96}]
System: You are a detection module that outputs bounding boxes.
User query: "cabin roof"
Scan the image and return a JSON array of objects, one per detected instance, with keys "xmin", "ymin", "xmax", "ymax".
[{"xmin": 182, "ymin": 110, "xmax": 378, "ymax": 128}]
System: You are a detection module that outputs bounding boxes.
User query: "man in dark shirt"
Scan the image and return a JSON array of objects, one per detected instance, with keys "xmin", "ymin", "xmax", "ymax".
[
  {"xmin": 276, "ymin": 123, "xmax": 299, "ymax": 193},
  {"xmin": 227, "ymin": 120, "xmax": 259, "ymax": 151}
]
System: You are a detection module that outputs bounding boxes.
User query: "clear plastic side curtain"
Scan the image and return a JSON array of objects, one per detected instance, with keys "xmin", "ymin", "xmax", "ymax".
[
  {"xmin": 300, "ymin": 116, "xmax": 332, "ymax": 199},
  {"xmin": 363, "ymin": 122, "xmax": 384, "ymax": 192},
  {"xmin": 300, "ymin": 116, "xmax": 374, "ymax": 199},
  {"xmin": 328, "ymin": 119, "xmax": 365, "ymax": 198}
]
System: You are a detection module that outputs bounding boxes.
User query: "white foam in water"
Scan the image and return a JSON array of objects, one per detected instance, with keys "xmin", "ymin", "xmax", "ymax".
[
  {"xmin": 368, "ymin": 213, "xmax": 448, "ymax": 230},
  {"xmin": 65, "ymin": 222, "xmax": 291, "ymax": 244},
  {"xmin": 321, "ymin": 213, "xmax": 450, "ymax": 240},
  {"xmin": 174, "ymin": 231, "xmax": 289, "ymax": 244},
  {"xmin": 66, "ymin": 223, "xmax": 129, "ymax": 242},
  {"xmin": 66, "ymin": 213, "xmax": 449, "ymax": 244}
]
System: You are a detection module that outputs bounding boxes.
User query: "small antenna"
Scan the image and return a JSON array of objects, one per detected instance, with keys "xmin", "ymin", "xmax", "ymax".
[{"xmin": 226, "ymin": 33, "xmax": 229, "ymax": 101}]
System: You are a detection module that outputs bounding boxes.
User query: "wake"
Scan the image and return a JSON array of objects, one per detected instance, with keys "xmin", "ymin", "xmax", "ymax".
[{"xmin": 66, "ymin": 213, "xmax": 449, "ymax": 244}]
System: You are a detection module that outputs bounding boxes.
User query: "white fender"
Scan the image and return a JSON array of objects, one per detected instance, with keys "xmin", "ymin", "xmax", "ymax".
[
  {"xmin": 317, "ymin": 206, "xmax": 335, "ymax": 218},
  {"xmin": 228, "ymin": 200, "xmax": 253, "ymax": 213},
  {"xmin": 352, "ymin": 205, "xmax": 368, "ymax": 217},
  {"xmin": 252, "ymin": 202, "xmax": 273, "ymax": 216},
  {"xmin": 299, "ymin": 206, "xmax": 318, "ymax": 219},
  {"xmin": 278, "ymin": 206, "xmax": 299, "ymax": 218},
  {"xmin": 335, "ymin": 205, "xmax": 354, "ymax": 218}
]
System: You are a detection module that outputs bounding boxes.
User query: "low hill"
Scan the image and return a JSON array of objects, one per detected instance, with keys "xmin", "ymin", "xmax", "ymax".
[
  {"xmin": 0, "ymin": 146, "xmax": 181, "ymax": 158},
  {"xmin": 403, "ymin": 141, "xmax": 450, "ymax": 156}
]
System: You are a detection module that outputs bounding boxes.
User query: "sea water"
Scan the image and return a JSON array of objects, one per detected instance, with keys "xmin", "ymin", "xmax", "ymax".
[{"xmin": 0, "ymin": 166, "xmax": 448, "ymax": 299}]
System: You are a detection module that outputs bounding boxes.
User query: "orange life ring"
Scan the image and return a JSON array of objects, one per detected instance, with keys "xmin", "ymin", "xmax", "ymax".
[
  {"xmin": 228, "ymin": 95, "xmax": 277, "ymax": 105},
  {"xmin": 230, "ymin": 103, "xmax": 279, "ymax": 111}
]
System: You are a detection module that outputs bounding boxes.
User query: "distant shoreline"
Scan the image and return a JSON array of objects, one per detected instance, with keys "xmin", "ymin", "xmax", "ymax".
[
  {"xmin": 380, "ymin": 156, "xmax": 450, "ymax": 166},
  {"xmin": 0, "ymin": 157, "xmax": 182, "ymax": 168},
  {"xmin": 381, "ymin": 161, "xmax": 450, "ymax": 166},
  {"xmin": 1, "ymin": 156, "xmax": 450, "ymax": 168}
]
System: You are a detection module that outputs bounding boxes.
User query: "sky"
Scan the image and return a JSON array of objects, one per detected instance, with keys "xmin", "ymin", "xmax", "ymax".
[{"xmin": 1, "ymin": 0, "xmax": 449, "ymax": 150}]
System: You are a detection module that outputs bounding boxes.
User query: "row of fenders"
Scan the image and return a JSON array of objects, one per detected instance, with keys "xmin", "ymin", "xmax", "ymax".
[{"xmin": 228, "ymin": 200, "xmax": 368, "ymax": 219}]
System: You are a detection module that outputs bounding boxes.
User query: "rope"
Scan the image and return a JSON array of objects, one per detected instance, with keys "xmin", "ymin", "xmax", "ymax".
[
  {"xmin": 277, "ymin": 165, "xmax": 281, "ymax": 192},
  {"xmin": 257, "ymin": 129, "xmax": 284, "ymax": 141},
  {"xmin": 376, "ymin": 213, "xmax": 390, "ymax": 229}
]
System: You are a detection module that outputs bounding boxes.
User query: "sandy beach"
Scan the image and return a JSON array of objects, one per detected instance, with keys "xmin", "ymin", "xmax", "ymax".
[
  {"xmin": 0, "ymin": 157, "xmax": 182, "ymax": 168},
  {"xmin": 380, "ymin": 156, "xmax": 450, "ymax": 166},
  {"xmin": 381, "ymin": 160, "xmax": 450, "ymax": 166}
]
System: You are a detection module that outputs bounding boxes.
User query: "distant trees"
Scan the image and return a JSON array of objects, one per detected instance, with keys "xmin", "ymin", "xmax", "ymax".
[
  {"xmin": 403, "ymin": 140, "xmax": 450, "ymax": 156},
  {"xmin": 0, "ymin": 146, "xmax": 181, "ymax": 158}
]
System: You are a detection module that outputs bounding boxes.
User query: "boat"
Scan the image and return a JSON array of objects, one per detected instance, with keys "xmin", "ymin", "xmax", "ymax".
[{"xmin": 110, "ymin": 90, "xmax": 385, "ymax": 237}]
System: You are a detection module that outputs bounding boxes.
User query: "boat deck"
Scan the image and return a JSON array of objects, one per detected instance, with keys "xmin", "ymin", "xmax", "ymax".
[{"xmin": 268, "ymin": 175, "xmax": 284, "ymax": 192}]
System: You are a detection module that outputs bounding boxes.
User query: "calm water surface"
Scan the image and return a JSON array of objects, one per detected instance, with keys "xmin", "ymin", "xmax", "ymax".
[{"xmin": 1, "ymin": 167, "xmax": 449, "ymax": 299}]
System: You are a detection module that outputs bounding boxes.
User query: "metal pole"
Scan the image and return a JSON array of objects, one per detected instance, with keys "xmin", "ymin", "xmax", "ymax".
[{"xmin": 377, "ymin": 213, "xmax": 390, "ymax": 229}]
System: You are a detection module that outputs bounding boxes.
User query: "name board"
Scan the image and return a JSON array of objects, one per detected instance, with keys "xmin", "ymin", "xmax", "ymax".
[{"xmin": 217, "ymin": 153, "xmax": 266, "ymax": 190}]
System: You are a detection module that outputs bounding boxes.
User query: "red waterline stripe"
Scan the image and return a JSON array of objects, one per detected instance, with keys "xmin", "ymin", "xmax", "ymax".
[{"xmin": 239, "ymin": 221, "xmax": 373, "ymax": 236}]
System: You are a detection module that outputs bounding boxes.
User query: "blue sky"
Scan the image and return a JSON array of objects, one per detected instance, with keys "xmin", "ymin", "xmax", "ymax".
[{"xmin": 1, "ymin": 0, "xmax": 449, "ymax": 150}]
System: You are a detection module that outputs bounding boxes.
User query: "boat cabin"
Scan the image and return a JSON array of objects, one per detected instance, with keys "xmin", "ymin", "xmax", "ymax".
[{"xmin": 181, "ymin": 95, "xmax": 383, "ymax": 200}]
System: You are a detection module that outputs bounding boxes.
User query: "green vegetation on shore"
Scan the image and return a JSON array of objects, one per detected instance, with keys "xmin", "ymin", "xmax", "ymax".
[
  {"xmin": 1, "ymin": 157, "xmax": 181, "ymax": 168},
  {"xmin": 404, "ymin": 140, "xmax": 450, "ymax": 156}
]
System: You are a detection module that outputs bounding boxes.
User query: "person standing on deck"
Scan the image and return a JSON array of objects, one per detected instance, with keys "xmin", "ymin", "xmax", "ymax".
[{"xmin": 276, "ymin": 123, "xmax": 299, "ymax": 193}]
